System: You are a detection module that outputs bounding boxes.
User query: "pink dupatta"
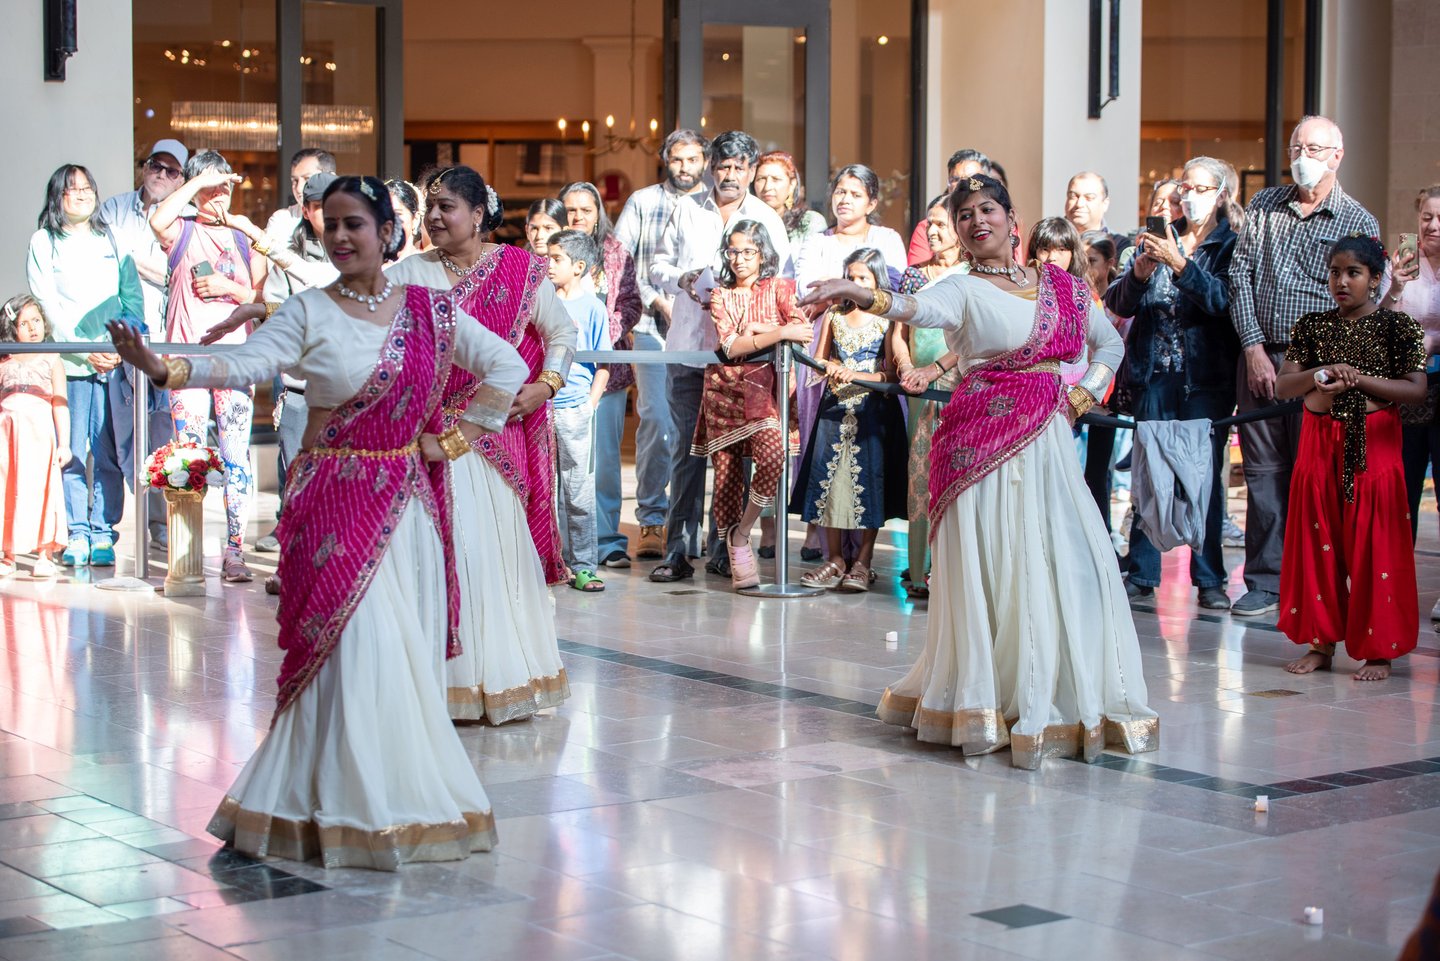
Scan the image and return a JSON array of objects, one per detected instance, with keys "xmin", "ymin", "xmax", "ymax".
[
  {"xmin": 441, "ymin": 246, "xmax": 566, "ymax": 583},
  {"xmin": 271, "ymin": 285, "xmax": 461, "ymax": 717},
  {"xmin": 927, "ymin": 264, "xmax": 1090, "ymax": 532}
]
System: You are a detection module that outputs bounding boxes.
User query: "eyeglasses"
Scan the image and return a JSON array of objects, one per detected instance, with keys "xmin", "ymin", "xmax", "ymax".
[
  {"xmin": 1178, "ymin": 183, "xmax": 1221, "ymax": 195},
  {"xmin": 145, "ymin": 158, "xmax": 183, "ymax": 179},
  {"xmin": 1287, "ymin": 143, "xmax": 1338, "ymax": 159},
  {"xmin": 723, "ymin": 248, "xmax": 760, "ymax": 261},
  {"xmin": 64, "ymin": 186, "xmax": 96, "ymax": 196}
]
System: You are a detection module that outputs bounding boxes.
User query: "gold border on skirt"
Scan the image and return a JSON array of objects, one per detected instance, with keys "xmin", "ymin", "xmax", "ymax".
[
  {"xmin": 208, "ymin": 796, "xmax": 497, "ymax": 871},
  {"xmin": 877, "ymin": 688, "xmax": 1159, "ymax": 770},
  {"xmin": 447, "ymin": 669, "xmax": 569, "ymax": 724}
]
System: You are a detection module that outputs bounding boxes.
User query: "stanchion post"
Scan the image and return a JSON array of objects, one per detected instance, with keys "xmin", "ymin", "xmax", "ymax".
[
  {"xmin": 739, "ymin": 342, "xmax": 822, "ymax": 599},
  {"xmin": 132, "ymin": 345, "xmax": 149, "ymax": 581}
]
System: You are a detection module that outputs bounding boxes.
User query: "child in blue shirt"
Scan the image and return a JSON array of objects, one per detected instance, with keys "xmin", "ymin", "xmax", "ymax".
[{"xmin": 547, "ymin": 229, "xmax": 611, "ymax": 590}]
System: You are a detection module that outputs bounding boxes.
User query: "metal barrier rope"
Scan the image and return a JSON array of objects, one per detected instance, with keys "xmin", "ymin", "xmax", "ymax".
[{"xmin": 9, "ymin": 336, "xmax": 1395, "ymax": 588}]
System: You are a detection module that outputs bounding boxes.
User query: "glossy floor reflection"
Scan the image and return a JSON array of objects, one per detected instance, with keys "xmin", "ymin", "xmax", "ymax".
[{"xmin": 0, "ymin": 479, "xmax": 1436, "ymax": 960}]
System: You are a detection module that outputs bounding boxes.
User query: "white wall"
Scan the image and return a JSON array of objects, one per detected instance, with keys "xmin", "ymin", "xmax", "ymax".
[
  {"xmin": 0, "ymin": 2, "xmax": 136, "ymax": 297},
  {"xmin": 1040, "ymin": 0, "xmax": 1142, "ymax": 233}
]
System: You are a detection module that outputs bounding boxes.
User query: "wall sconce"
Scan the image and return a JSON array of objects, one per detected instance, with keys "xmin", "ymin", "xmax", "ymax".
[{"xmin": 44, "ymin": 0, "xmax": 78, "ymax": 82}]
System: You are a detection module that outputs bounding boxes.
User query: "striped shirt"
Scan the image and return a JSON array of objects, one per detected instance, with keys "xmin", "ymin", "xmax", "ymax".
[
  {"xmin": 1229, "ymin": 182, "xmax": 1379, "ymax": 348},
  {"xmin": 613, "ymin": 181, "xmax": 705, "ymax": 337}
]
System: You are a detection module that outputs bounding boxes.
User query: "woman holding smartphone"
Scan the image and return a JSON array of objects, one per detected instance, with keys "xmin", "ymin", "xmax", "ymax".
[
  {"xmin": 1382, "ymin": 185, "xmax": 1440, "ymax": 587},
  {"xmin": 149, "ymin": 150, "xmax": 265, "ymax": 583}
]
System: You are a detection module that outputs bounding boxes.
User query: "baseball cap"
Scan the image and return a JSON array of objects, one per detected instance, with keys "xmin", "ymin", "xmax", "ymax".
[
  {"xmin": 149, "ymin": 139, "xmax": 189, "ymax": 167},
  {"xmin": 301, "ymin": 172, "xmax": 338, "ymax": 204}
]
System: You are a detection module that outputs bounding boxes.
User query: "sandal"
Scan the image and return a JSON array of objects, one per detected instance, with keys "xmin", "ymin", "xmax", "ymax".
[
  {"xmin": 905, "ymin": 581, "xmax": 929, "ymax": 599},
  {"xmin": 838, "ymin": 562, "xmax": 872, "ymax": 594},
  {"xmin": 726, "ymin": 526, "xmax": 760, "ymax": 590},
  {"xmin": 31, "ymin": 558, "xmax": 57, "ymax": 579},
  {"xmin": 222, "ymin": 554, "xmax": 254, "ymax": 584},
  {"xmin": 0, "ymin": 559, "xmax": 15, "ymax": 577},
  {"xmin": 800, "ymin": 560, "xmax": 846, "ymax": 589},
  {"xmin": 648, "ymin": 557, "xmax": 695, "ymax": 583},
  {"xmin": 570, "ymin": 569, "xmax": 606, "ymax": 592}
]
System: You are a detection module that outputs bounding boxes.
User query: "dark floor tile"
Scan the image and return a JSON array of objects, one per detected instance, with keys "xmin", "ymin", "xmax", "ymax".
[
  {"xmin": 1308, "ymin": 771, "xmax": 1380, "ymax": 788},
  {"xmin": 0, "ymin": 916, "xmax": 52, "ymax": 939},
  {"xmin": 972, "ymin": 903, "xmax": 1071, "ymax": 928},
  {"xmin": 1350, "ymin": 765, "xmax": 1420, "ymax": 781},
  {"xmin": 0, "ymin": 802, "xmax": 47, "ymax": 821},
  {"xmin": 1384, "ymin": 759, "xmax": 1440, "ymax": 775},
  {"xmin": 1151, "ymin": 767, "xmax": 1213, "ymax": 783},
  {"xmin": 1264, "ymin": 779, "xmax": 1337, "ymax": 795},
  {"xmin": 228, "ymin": 874, "xmax": 328, "ymax": 900},
  {"xmin": 1183, "ymin": 776, "xmax": 1264, "ymax": 794},
  {"xmin": 1219, "ymin": 785, "xmax": 1301, "ymax": 800}
]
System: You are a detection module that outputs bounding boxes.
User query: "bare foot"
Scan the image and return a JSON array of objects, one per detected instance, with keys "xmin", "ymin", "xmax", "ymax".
[
  {"xmin": 1284, "ymin": 651, "xmax": 1332, "ymax": 675},
  {"xmin": 1354, "ymin": 659, "xmax": 1391, "ymax": 681}
]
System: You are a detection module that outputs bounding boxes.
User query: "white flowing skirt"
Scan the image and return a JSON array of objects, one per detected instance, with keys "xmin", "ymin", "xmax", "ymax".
[
  {"xmin": 208, "ymin": 500, "xmax": 497, "ymax": 869},
  {"xmin": 446, "ymin": 453, "xmax": 568, "ymax": 723},
  {"xmin": 878, "ymin": 416, "xmax": 1158, "ymax": 769}
]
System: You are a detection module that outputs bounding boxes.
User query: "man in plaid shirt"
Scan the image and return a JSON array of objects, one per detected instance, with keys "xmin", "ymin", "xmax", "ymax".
[
  {"xmin": 1228, "ymin": 115, "xmax": 1379, "ymax": 616},
  {"xmin": 602, "ymin": 130, "xmax": 709, "ymax": 568}
]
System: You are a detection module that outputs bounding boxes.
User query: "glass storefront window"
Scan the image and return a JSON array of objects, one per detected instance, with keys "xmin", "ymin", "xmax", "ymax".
[
  {"xmin": 301, "ymin": 2, "xmax": 380, "ymax": 177},
  {"xmin": 133, "ymin": 0, "xmax": 280, "ymax": 223},
  {"xmin": 701, "ymin": 24, "xmax": 807, "ymax": 173}
]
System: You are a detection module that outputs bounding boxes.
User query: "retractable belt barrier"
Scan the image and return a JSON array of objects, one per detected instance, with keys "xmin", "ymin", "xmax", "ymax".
[{"xmin": 12, "ymin": 340, "xmax": 1426, "ymax": 593}]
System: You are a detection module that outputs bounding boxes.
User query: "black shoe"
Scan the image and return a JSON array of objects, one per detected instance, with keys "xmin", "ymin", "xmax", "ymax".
[
  {"xmin": 648, "ymin": 556, "xmax": 695, "ymax": 583},
  {"xmin": 1198, "ymin": 587, "xmax": 1232, "ymax": 610},
  {"xmin": 1231, "ymin": 589, "xmax": 1279, "ymax": 617},
  {"xmin": 601, "ymin": 550, "xmax": 632, "ymax": 569},
  {"xmin": 1124, "ymin": 579, "xmax": 1154, "ymax": 600},
  {"xmin": 900, "ymin": 567, "xmax": 911, "ymax": 582},
  {"xmin": 757, "ymin": 545, "xmax": 775, "ymax": 559},
  {"xmin": 705, "ymin": 553, "xmax": 731, "ymax": 576},
  {"xmin": 800, "ymin": 547, "xmax": 823, "ymax": 562}
]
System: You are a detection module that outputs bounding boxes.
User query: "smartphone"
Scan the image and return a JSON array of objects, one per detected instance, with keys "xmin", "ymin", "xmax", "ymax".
[
  {"xmin": 190, "ymin": 261, "xmax": 215, "ymax": 279},
  {"xmin": 1398, "ymin": 232, "xmax": 1418, "ymax": 264},
  {"xmin": 1146, "ymin": 216, "xmax": 1167, "ymax": 237}
]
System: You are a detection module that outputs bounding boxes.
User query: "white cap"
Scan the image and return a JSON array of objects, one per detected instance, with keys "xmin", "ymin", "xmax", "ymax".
[{"xmin": 148, "ymin": 139, "xmax": 189, "ymax": 167}]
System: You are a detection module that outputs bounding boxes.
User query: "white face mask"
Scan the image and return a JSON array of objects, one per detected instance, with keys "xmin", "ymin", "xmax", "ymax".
[
  {"xmin": 1181, "ymin": 193, "xmax": 1218, "ymax": 225},
  {"xmin": 1290, "ymin": 156, "xmax": 1328, "ymax": 190}
]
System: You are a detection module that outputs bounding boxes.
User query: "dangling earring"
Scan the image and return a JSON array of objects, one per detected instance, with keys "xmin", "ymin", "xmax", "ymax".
[
  {"xmin": 1010, "ymin": 234, "xmax": 1020, "ymax": 250},
  {"xmin": 474, "ymin": 221, "xmax": 481, "ymax": 236}
]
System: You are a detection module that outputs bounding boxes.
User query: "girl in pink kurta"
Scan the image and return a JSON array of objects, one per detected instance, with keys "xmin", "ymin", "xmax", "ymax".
[{"xmin": 0, "ymin": 296, "xmax": 69, "ymax": 578}]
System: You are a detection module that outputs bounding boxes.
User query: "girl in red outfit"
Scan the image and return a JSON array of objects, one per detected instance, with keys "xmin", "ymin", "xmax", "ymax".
[
  {"xmin": 1275, "ymin": 235, "xmax": 1428, "ymax": 681},
  {"xmin": 699, "ymin": 221, "xmax": 812, "ymax": 590}
]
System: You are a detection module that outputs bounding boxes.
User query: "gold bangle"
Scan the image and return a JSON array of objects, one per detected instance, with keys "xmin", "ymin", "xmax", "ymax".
[
  {"xmin": 162, "ymin": 357, "xmax": 191, "ymax": 390},
  {"xmin": 437, "ymin": 426, "xmax": 470, "ymax": 460},
  {"xmin": 252, "ymin": 240, "xmax": 271, "ymax": 257},
  {"xmin": 1067, "ymin": 385, "xmax": 1096, "ymax": 419},
  {"xmin": 536, "ymin": 370, "xmax": 564, "ymax": 397},
  {"xmin": 864, "ymin": 289, "xmax": 893, "ymax": 316},
  {"xmin": 263, "ymin": 302, "xmax": 279, "ymax": 321}
]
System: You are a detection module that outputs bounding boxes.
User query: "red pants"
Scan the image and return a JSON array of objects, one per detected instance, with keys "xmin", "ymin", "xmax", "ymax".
[
  {"xmin": 711, "ymin": 426, "xmax": 785, "ymax": 534},
  {"xmin": 1278, "ymin": 407, "xmax": 1417, "ymax": 660}
]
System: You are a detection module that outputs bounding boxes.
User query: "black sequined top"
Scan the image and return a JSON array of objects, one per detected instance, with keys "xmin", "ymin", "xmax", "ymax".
[{"xmin": 1285, "ymin": 307, "xmax": 1426, "ymax": 500}]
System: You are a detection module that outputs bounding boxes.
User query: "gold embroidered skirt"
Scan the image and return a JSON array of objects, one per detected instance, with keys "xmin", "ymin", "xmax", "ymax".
[
  {"xmin": 878, "ymin": 416, "xmax": 1158, "ymax": 769},
  {"xmin": 208, "ymin": 500, "xmax": 497, "ymax": 868}
]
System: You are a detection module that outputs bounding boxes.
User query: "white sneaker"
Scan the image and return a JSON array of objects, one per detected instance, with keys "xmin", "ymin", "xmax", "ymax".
[{"xmin": 1221, "ymin": 514, "xmax": 1245, "ymax": 548}]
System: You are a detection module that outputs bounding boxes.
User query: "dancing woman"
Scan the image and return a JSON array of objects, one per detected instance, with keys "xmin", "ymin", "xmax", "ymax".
[
  {"xmin": 107, "ymin": 176, "xmax": 528, "ymax": 868},
  {"xmin": 386, "ymin": 165, "xmax": 575, "ymax": 723},
  {"xmin": 802, "ymin": 175, "xmax": 1157, "ymax": 769}
]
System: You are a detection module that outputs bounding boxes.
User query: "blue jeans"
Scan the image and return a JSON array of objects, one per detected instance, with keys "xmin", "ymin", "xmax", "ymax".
[
  {"xmin": 594, "ymin": 390, "xmax": 629, "ymax": 558},
  {"xmin": 64, "ymin": 374, "xmax": 125, "ymax": 545},
  {"xmin": 595, "ymin": 329, "xmax": 674, "ymax": 558},
  {"xmin": 1127, "ymin": 378, "xmax": 1232, "ymax": 589},
  {"xmin": 109, "ymin": 368, "xmax": 172, "ymax": 535}
]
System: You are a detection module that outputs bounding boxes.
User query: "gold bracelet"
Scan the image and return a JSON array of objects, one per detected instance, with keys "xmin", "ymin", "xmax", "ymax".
[
  {"xmin": 536, "ymin": 370, "xmax": 564, "ymax": 397},
  {"xmin": 263, "ymin": 302, "xmax": 279, "ymax": 322},
  {"xmin": 252, "ymin": 240, "xmax": 271, "ymax": 257},
  {"xmin": 864, "ymin": 289, "xmax": 893, "ymax": 316},
  {"xmin": 437, "ymin": 426, "xmax": 470, "ymax": 460},
  {"xmin": 162, "ymin": 357, "xmax": 191, "ymax": 390},
  {"xmin": 1067, "ymin": 385, "xmax": 1096, "ymax": 419}
]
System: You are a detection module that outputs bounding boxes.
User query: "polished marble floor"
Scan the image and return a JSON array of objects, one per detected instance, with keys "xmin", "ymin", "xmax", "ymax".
[{"xmin": 0, "ymin": 470, "xmax": 1437, "ymax": 960}]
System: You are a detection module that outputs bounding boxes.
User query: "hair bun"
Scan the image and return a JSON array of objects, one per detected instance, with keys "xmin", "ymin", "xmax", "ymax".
[{"xmin": 482, "ymin": 184, "xmax": 505, "ymax": 233}]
